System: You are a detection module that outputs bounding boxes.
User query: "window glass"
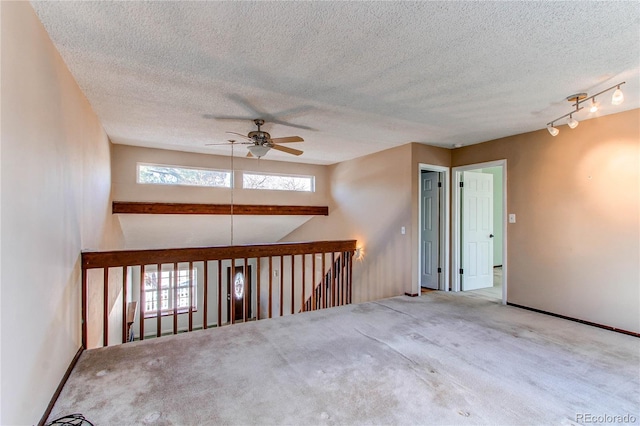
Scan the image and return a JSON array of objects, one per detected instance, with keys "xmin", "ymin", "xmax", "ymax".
[
  {"xmin": 242, "ymin": 172, "xmax": 314, "ymax": 192},
  {"xmin": 143, "ymin": 268, "xmax": 197, "ymax": 317},
  {"xmin": 138, "ymin": 163, "xmax": 231, "ymax": 188}
]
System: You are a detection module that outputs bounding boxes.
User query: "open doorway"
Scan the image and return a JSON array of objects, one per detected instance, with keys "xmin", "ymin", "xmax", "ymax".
[
  {"xmin": 452, "ymin": 160, "xmax": 507, "ymax": 304},
  {"xmin": 417, "ymin": 164, "xmax": 450, "ymax": 295}
]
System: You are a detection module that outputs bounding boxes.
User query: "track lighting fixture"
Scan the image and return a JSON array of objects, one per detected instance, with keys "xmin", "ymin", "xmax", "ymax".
[{"xmin": 546, "ymin": 81, "xmax": 625, "ymax": 137}]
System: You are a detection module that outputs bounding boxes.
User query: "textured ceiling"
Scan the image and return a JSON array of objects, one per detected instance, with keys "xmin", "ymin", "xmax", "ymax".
[{"xmin": 32, "ymin": 1, "xmax": 640, "ymax": 165}]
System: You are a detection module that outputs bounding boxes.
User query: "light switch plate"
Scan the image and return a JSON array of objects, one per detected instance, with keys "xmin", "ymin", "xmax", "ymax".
[
  {"xmin": 508, "ymin": 214, "xmax": 516, "ymax": 223},
  {"xmin": 401, "ymin": 226, "xmax": 406, "ymax": 234}
]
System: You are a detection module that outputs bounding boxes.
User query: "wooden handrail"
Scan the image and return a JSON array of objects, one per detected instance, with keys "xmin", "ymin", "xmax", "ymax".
[
  {"xmin": 82, "ymin": 240, "xmax": 357, "ymax": 269},
  {"xmin": 113, "ymin": 202, "xmax": 329, "ymax": 216}
]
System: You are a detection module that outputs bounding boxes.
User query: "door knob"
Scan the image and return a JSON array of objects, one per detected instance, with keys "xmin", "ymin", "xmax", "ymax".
[{"xmin": 489, "ymin": 234, "xmax": 494, "ymax": 238}]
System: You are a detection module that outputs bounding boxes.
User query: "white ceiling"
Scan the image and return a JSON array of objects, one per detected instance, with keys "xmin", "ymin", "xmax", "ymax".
[{"xmin": 32, "ymin": 1, "xmax": 640, "ymax": 165}]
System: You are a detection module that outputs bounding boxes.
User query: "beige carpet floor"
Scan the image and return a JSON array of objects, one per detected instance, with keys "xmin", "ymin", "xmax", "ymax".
[{"xmin": 48, "ymin": 291, "xmax": 639, "ymax": 425}]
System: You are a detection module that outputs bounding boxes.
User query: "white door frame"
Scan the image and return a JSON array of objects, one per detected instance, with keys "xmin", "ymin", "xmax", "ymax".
[
  {"xmin": 452, "ymin": 160, "xmax": 507, "ymax": 304},
  {"xmin": 417, "ymin": 164, "xmax": 450, "ymax": 293}
]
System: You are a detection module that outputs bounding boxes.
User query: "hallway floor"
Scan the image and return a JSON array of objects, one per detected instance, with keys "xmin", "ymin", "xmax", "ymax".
[
  {"xmin": 467, "ymin": 266, "xmax": 503, "ymax": 301},
  {"xmin": 48, "ymin": 291, "xmax": 639, "ymax": 425}
]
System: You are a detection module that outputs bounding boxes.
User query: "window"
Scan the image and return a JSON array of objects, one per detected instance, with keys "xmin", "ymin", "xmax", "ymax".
[
  {"xmin": 137, "ymin": 163, "xmax": 231, "ymax": 188},
  {"xmin": 242, "ymin": 172, "xmax": 314, "ymax": 192},
  {"xmin": 143, "ymin": 268, "xmax": 197, "ymax": 317}
]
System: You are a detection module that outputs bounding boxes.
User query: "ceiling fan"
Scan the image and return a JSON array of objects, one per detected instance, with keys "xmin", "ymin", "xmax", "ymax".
[{"xmin": 206, "ymin": 119, "xmax": 304, "ymax": 158}]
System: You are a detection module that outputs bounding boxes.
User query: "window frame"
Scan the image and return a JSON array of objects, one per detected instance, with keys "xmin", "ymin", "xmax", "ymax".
[
  {"xmin": 143, "ymin": 267, "xmax": 198, "ymax": 318},
  {"xmin": 136, "ymin": 162, "xmax": 232, "ymax": 189},
  {"xmin": 241, "ymin": 171, "xmax": 315, "ymax": 192}
]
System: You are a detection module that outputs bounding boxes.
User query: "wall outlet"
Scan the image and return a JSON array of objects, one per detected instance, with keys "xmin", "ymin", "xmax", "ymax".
[
  {"xmin": 401, "ymin": 226, "xmax": 406, "ymax": 235},
  {"xmin": 508, "ymin": 214, "xmax": 516, "ymax": 223}
]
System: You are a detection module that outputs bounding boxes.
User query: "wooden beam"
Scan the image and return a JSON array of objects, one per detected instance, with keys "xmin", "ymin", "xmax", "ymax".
[{"xmin": 113, "ymin": 202, "xmax": 328, "ymax": 216}]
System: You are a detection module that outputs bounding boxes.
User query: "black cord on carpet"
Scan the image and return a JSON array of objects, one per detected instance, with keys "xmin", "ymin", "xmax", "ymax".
[{"xmin": 45, "ymin": 413, "xmax": 94, "ymax": 426}]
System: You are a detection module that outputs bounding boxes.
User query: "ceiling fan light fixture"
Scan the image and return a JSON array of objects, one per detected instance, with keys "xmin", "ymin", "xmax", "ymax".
[{"xmin": 247, "ymin": 144, "xmax": 270, "ymax": 158}]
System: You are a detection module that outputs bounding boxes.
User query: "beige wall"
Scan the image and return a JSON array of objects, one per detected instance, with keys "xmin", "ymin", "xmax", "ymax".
[
  {"xmin": 282, "ymin": 143, "xmax": 451, "ymax": 303},
  {"xmin": 112, "ymin": 144, "xmax": 329, "ymax": 205},
  {"xmin": 452, "ymin": 109, "xmax": 640, "ymax": 333},
  {"xmin": 111, "ymin": 144, "xmax": 330, "ymax": 248},
  {"xmin": 0, "ymin": 3, "xmax": 123, "ymax": 424}
]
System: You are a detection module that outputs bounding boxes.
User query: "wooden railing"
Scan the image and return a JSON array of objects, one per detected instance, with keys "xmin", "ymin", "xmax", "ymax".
[
  {"xmin": 81, "ymin": 240, "xmax": 356, "ymax": 349},
  {"xmin": 303, "ymin": 253, "xmax": 350, "ymax": 312}
]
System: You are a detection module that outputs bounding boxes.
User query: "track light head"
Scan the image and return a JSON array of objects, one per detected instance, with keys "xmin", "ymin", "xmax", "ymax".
[
  {"xmin": 567, "ymin": 114, "xmax": 579, "ymax": 129},
  {"xmin": 590, "ymin": 99, "xmax": 599, "ymax": 113},
  {"xmin": 547, "ymin": 124, "xmax": 559, "ymax": 136},
  {"xmin": 611, "ymin": 86, "xmax": 624, "ymax": 105}
]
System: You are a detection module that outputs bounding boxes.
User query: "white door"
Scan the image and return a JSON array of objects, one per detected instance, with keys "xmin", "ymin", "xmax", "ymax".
[
  {"xmin": 421, "ymin": 171, "xmax": 439, "ymax": 289},
  {"xmin": 461, "ymin": 171, "xmax": 493, "ymax": 291}
]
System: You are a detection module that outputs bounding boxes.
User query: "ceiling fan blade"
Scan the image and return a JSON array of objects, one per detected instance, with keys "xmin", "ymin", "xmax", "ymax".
[
  {"xmin": 269, "ymin": 136, "xmax": 304, "ymax": 144},
  {"xmin": 225, "ymin": 131, "xmax": 252, "ymax": 141},
  {"xmin": 272, "ymin": 144, "xmax": 303, "ymax": 156}
]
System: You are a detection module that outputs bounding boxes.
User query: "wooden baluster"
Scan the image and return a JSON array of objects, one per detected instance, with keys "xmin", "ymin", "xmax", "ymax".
[
  {"xmin": 268, "ymin": 257, "xmax": 273, "ymax": 319},
  {"xmin": 173, "ymin": 263, "xmax": 178, "ymax": 334},
  {"xmin": 340, "ymin": 252, "xmax": 345, "ymax": 305},
  {"xmin": 279, "ymin": 256, "xmax": 284, "ymax": 317},
  {"xmin": 342, "ymin": 252, "xmax": 346, "ymax": 305},
  {"xmin": 348, "ymin": 251, "xmax": 353, "ymax": 304},
  {"xmin": 331, "ymin": 252, "xmax": 336, "ymax": 308},
  {"xmin": 243, "ymin": 257, "xmax": 248, "ymax": 322},
  {"xmin": 301, "ymin": 254, "xmax": 306, "ymax": 312},
  {"xmin": 103, "ymin": 268, "xmax": 109, "ymax": 347},
  {"xmin": 156, "ymin": 263, "xmax": 162, "ymax": 338},
  {"xmin": 338, "ymin": 252, "xmax": 341, "ymax": 306},
  {"xmin": 291, "ymin": 255, "xmax": 295, "ymax": 315},
  {"xmin": 122, "ymin": 267, "xmax": 127, "ymax": 343},
  {"xmin": 82, "ymin": 267, "xmax": 88, "ymax": 349},
  {"xmin": 336, "ymin": 254, "xmax": 340, "ymax": 306},
  {"xmin": 203, "ymin": 261, "xmax": 208, "ymax": 329},
  {"xmin": 188, "ymin": 261, "xmax": 194, "ymax": 331},
  {"xmin": 257, "ymin": 257, "xmax": 261, "ymax": 320},
  {"xmin": 217, "ymin": 260, "xmax": 222, "ymax": 327},
  {"xmin": 322, "ymin": 253, "xmax": 326, "ymax": 309},
  {"xmin": 140, "ymin": 265, "xmax": 145, "ymax": 341},
  {"xmin": 311, "ymin": 254, "xmax": 316, "ymax": 311}
]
